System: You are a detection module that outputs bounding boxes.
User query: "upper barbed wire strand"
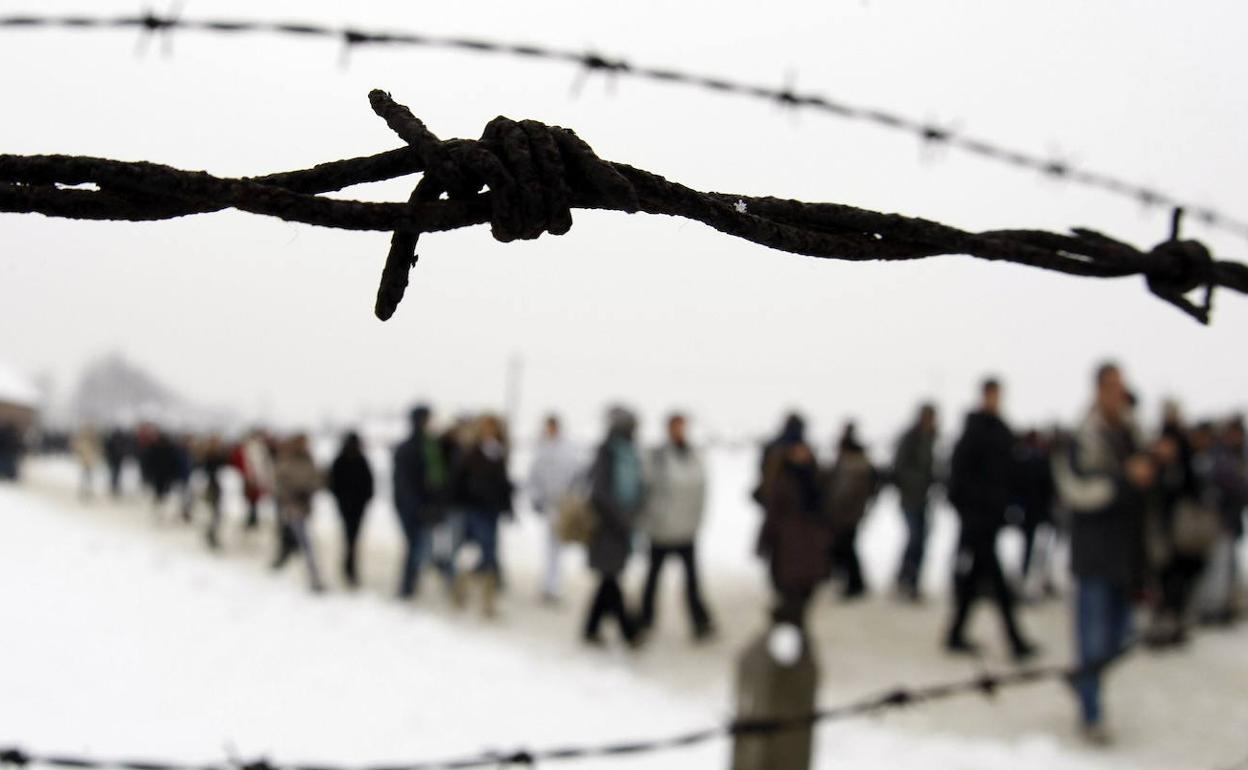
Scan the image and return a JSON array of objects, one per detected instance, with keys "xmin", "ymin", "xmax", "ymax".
[{"xmin": 1, "ymin": 12, "xmax": 1245, "ymax": 242}]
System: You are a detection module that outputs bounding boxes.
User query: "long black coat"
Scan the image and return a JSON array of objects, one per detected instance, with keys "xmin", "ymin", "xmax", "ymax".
[
  {"xmin": 588, "ymin": 438, "xmax": 644, "ymax": 576},
  {"xmin": 949, "ymin": 410, "xmax": 1016, "ymax": 534},
  {"xmin": 330, "ymin": 449, "xmax": 374, "ymax": 516}
]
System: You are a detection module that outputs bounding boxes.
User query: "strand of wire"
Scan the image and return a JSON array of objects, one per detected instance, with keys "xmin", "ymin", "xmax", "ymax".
[
  {"xmin": 1, "ymin": 11, "xmax": 1245, "ymax": 241},
  {"xmin": 2, "ymin": 91, "xmax": 1243, "ymax": 324},
  {"xmin": 0, "ymin": 635, "xmax": 1151, "ymax": 770}
]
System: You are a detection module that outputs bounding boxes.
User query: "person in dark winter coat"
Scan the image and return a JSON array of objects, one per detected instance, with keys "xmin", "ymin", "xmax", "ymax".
[
  {"xmin": 893, "ymin": 404, "xmax": 938, "ymax": 600},
  {"xmin": 329, "ymin": 431, "xmax": 375, "ymax": 587},
  {"xmin": 755, "ymin": 413, "xmax": 830, "ymax": 627},
  {"xmin": 145, "ymin": 431, "xmax": 183, "ymax": 513},
  {"xmin": 821, "ymin": 423, "xmax": 880, "ymax": 600},
  {"xmin": 584, "ymin": 406, "xmax": 646, "ymax": 646},
  {"xmin": 450, "ymin": 414, "xmax": 513, "ymax": 617},
  {"xmin": 103, "ymin": 427, "xmax": 131, "ymax": 497},
  {"xmin": 944, "ymin": 378, "xmax": 1038, "ymax": 661},
  {"xmin": 392, "ymin": 406, "xmax": 449, "ymax": 599},
  {"xmin": 1053, "ymin": 362, "xmax": 1153, "ymax": 745}
]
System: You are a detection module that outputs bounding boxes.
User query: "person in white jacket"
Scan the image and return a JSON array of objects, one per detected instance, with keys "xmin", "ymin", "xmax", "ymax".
[
  {"xmin": 527, "ymin": 414, "xmax": 584, "ymax": 603},
  {"xmin": 638, "ymin": 413, "xmax": 716, "ymax": 641}
]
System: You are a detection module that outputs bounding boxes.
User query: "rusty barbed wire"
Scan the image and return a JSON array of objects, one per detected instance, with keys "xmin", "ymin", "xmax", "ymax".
[
  {"xmin": 2, "ymin": 10, "xmax": 1246, "ymax": 242},
  {"xmin": 1, "ymin": 90, "xmax": 1245, "ymax": 324}
]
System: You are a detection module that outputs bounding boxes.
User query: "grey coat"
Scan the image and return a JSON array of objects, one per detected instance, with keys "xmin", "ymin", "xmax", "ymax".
[{"xmin": 641, "ymin": 444, "xmax": 707, "ymax": 546}]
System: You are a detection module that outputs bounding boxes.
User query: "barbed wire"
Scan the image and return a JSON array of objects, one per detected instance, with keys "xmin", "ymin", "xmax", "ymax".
[
  {"xmin": 0, "ymin": 633, "xmax": 1146, "ymax": 770},
  {"xmin": 5, "ymin": 629, "xmax": 1245, "ymax": 770},
  {"xmin": 2, "ymin": 90, "xmax": 1245, "ymax": 325},
  {"xmin": 1, "ymin": 10, "xmax": 1246, "ymax": 242}
]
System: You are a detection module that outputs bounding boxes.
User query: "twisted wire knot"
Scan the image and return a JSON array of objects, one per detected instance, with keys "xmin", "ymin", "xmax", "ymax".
[
  {"xmin": 367, "ymin": 89, "xmax": 639, "ymax": 320},
  {"xmin": 1147, "ymin": 238, "xmax": 1216, "ymax": 324},
  {"xmin": 0, "ymin": 750, "xmax": 30, "ymax": 767}
]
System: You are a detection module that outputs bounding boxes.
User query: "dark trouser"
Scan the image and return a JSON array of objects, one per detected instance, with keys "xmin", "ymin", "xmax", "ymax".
[
  {"xmin": 461, "ymin": 509, "xmax": 500, "ymax": 574},
  {"xmin": 337, "ymin": 502, "xmax": 366, "ymax": 583},
  {"xmin": 1074, "ymin": 578, "xmax": 1133, "ymax": 726},
  {"xmin": 947, "ymin": 526, "xmax": 1029, "ymax": 653},
  {"xmin": 1159, "ymin": 554, "xmax": 1205, "ymax": 619},
  {"xmin": 107, "ymin": 460, "xmax": 123, "ymax": 497},
  {"xmin": 639, "ymin": 542, "xmax": 712, "ymax": 633},
  {"xmin": 397, "ymin": 514, "xmax": 432, "ymax": 597},
  {"xmin": 204, "ymin": 484, "xmax": 223, "ymax": 549},
  {"xmin": 830, "ymin": 525, "xmax": 865, "ymax": 597},
  {"xmin": 585, "ymin": 574, "xmax": 637, "ymax": 642},
  {"xmin": 898, "ymin": 502, "xmax": 928, "ymax": 591}
]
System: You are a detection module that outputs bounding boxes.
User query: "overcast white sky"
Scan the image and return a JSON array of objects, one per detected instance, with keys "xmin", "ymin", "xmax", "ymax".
[{"xmin": 1, "ymin": 0, "xmax": 1245, "ymax": 446}]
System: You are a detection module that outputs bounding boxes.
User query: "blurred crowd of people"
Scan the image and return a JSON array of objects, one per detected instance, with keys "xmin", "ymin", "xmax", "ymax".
[
  {"xmin": 752, "ymin": 363, "xmax": 1246, "ymax": 744},
  {"xmin": 6, "ymin": 359, "xmax": 1245, "ymax": 746}
]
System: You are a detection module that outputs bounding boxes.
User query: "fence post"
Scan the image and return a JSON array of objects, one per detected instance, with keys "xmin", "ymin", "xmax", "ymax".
[{"xmin": 731, "ymin": 619, "xmax": 818, "ymax": 770}]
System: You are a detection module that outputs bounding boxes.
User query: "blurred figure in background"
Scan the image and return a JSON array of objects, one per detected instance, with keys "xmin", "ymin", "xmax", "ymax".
[
  {"xmin": 944, "ymin": 378, "xmax": 1038, "ymax": 661},
  {"xmin": 145, "ymin": 429, "xmax": 182, "ymax": 516},
  {"xmin": 392, "ymin": 406, "xmax": 449, "ymax": 599},
  {"xmin": 893, "ymin": 403, "xmax": 939, "ymax": 602},
  {"xmin": 755, "ymin": 412, "xmax": 830, "ymax": 627},
  {"xmin": 1197, "ymin": 417, "xmax": 1247, "ymax": 623},
  {"xmin": 0, "ymin": 420, "xmax": 19, "ymax": 480},
  {"xmin": 527, "ymin": 413, "xmax": 582, "ymax": 604},
  {"xmin": 272, "ymin": 434, "xmax": 325, "ymax": 593},
  {"xmin": 1014, "ymin": 429, "xmax": 1058, "ymax": 600},
  {"xmin": 1148, "ymin": 407, "xmax": 1211, "ymax": 647},
  {"xmin": 103, "ymin": 427, "xmax": 130, "ymax": 498},
  {"xmin": 1053, "ymin": 362, "xmax": 1151, "ymax": 745},
  {"xmin": 329, "ymin": 431, "xmax": 374, "ymax": 587},
  {"xmin": 638, "ymin": 412, "xmax": 716, "ymax": 642},
  {"xmin": 173, "ymin": 433, "xmax": 195, "ymax": 522},
  {"xmin": 72, "ymin": 425, "xmax": 103, "ymax": 501},
  {"xmin": 450, "ymin": 414, "xmax": 513, "ymax": 617},
  {"xmin": 822, "ymin": 422, "xmax": 879, "ymax": 601},
  {"xmin": 584, "ymin": 406, "xmax": 645, "ymax": 646},
  {"xmin": 233, "ymin": 429, "xmax": 275, "ymax": 531},
  {"xmin": 200, "ymin": 434, "xmax": 231, "ymax": 550}
]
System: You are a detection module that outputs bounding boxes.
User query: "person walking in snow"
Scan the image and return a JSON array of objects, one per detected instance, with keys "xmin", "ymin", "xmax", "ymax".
[
  {"xmin": 272, "ymin": 433, "xmax": 326, "ymax": 593},
  {"xmin": 944, "ymin": 378, "xmax": 1039, "ymax": 662},
  {"xmin": 392, "ymin": 406, "xmax": 450, "ymax": 599},
  {"xmin": 526, "ymin": 413, "xmax": 583, "ymax": 604},
  {"xmin": 448, "ymin": 414, "xmax": 513, "ymax": 617},
  {"xmin": 329, "ymin": 431, "xmax": 374, "ymax": 587},
  {"xmin": 754, "ymin": 412, "xmax": 831, "ymax": 627},
  {"xmin": 821, "ymin": 422, "xmax": 880, "ymax": 601},
  {"xmin": 584, "ymin": 406, "xmax": 646, "ymax": 646},
  {"xmin": 1053, "ymin": 362, "xmax": 1153, "ymax": 745},
  {"xmin": 893, "ymin": 403, "xmax": 939, "ymax": 601},
  {"xmin": 637, "ymin": 412, "xmax": 716, "ymax": 641}
]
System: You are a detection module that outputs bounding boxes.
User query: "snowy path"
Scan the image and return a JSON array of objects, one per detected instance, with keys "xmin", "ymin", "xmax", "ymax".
[{"xmin": 2, "ymin": 456, "xmax": 1246, "ymax": 770}]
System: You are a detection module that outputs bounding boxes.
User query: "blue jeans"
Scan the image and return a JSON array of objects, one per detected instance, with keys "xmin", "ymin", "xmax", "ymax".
[
  {"xmin": 1074, "ymin": 578, "xmax": 1133, "ymax": 725},
  {"xmin": 397, "ymin": 517, "xmax": 432, "ymax": 597},
  {"xmin": 463, "ymin": 509, "xmax": 500, "ymax": 574},
  {"xmin": 898, "ymin": 502, "xmax": 928, "ymax": 588}
]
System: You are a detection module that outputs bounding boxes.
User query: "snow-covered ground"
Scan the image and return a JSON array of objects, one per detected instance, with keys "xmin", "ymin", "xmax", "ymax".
[{"xmin": 2, "ymin": 453, "xmax": 1246, "ymax": 770}]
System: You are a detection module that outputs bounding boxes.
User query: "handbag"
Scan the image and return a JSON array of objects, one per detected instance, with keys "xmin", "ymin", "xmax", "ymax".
[
  {"xmin": 554, "ymin": 474, "xmax": 597, "ymax": 544},
  {"xmin": 1171, "ymin": 498, "xmax": 1221, "ymax": 557}
]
